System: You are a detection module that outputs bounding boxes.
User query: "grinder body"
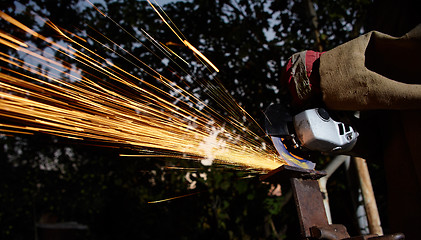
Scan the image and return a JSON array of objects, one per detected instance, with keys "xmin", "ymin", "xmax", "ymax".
[{"xmin": 264, "ymin": 104, "xmax": 359, "ymax": 169}]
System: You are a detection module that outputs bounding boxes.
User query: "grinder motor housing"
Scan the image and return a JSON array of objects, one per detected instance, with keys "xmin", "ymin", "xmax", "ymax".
[{"xmin": 265, "ymin": 104, "xmax": 359, "ymax": 154}]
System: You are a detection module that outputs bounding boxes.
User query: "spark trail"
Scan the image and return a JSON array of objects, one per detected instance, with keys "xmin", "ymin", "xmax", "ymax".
[{"xmin": 0, "ymin": 5, "xmax": 284, "ymax": 172}]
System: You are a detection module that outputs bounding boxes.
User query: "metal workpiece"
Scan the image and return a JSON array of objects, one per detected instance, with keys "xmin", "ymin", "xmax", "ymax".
[
  {"xmin": 260, "ymin": 165, "xmax": 405, "ymax": 240},
  {"xmin": 292, "ymin": 177, "xmax": 337, "ymax": 238},
  {"xmin": 260, "ymin": 165, "xmax": 325, "ymax": 184},
  {"xmin": 343, "ymin": 233, "xmax": 405, "ymax": 240},
  {"xmin": 310, "ymin": 225, "xmax": 350, "ymax": 239}
]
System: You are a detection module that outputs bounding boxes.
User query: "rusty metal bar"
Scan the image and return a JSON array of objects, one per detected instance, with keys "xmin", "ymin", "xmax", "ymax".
[
  {"xmin": 261, "ymin": 165, "xmax": 404, "ymax": 240},
  {"xmin": 291, "ymin": 178, "xmax": 330, "ymax": 238}
]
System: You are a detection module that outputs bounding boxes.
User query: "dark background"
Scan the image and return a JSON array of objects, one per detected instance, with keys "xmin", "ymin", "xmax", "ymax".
[{"xmin": 1, "ymin": 0, "xmax": 420, "ymax": 239}]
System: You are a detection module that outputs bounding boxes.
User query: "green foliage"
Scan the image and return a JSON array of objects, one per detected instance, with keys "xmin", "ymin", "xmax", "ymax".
[
  {"xmin": 0, "ymin": 134, "xmax": 286, "ymax": 239},
  {"xmin": 0, "ymin": 0, "xmax": 381, "ymax": 239}
]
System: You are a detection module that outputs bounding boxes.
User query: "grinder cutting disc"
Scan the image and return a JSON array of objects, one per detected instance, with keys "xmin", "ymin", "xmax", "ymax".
[{"xmin": 270, "ymin": 136, "xmax": 316, "ymax": 170}]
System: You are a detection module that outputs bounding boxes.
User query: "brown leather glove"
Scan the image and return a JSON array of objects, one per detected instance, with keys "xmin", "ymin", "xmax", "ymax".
[{"xmin": 319, "ymin": 25, "xmax": 421, "ymax": 110}]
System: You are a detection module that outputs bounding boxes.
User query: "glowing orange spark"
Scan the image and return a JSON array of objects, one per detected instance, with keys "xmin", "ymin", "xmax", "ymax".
[
  {"xmin": 183, "ymin": 40, "xmax": 219, "ymax": 73},
  {"xmin": 0, "ymin": 11, "xmax": 39, "ymax": 38},
  {"xmin": 146, "ymin": 0, "xmax": 184, "ymax": 43},
  {"xmin": 159, "ymin": 42, "xmax": 190, "ymax": 66},
  {"xmin": 0, "ymin": 37, "xmax": 20, "ymax": 50},
  {"xmin": 148, "ymin": 192, "xmax": 201, "ymax": 204},
  {"xmin": 85, "ymin": 0, "xmax": 107, "ymax": 17},
  {"xmin": 165, "ymin": 41, "xmax": 184, "ymax": 47},
  {"xmin": 0, "ymin": 32, "xmax": 28, "ymax": 47},
  {"xmin": 145, "ymin": 1, "xmax": 219, "ymax": 72}
]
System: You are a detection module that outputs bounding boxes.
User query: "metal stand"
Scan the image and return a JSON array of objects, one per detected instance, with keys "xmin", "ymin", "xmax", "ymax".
[{"xmin": 261, "ymin": 165, "xmax": 404, "ymax": 240}]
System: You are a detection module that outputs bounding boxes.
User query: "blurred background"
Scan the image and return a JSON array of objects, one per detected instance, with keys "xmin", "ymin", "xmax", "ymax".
[{"xmin": 0, "ymin": 0, "xmax": 419, "ymax": 239}]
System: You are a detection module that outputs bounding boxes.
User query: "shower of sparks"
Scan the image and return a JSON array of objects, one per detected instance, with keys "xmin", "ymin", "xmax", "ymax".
[{"xmin": 0, "ymin": 7, "xmax": 284, "ymax": 172}]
